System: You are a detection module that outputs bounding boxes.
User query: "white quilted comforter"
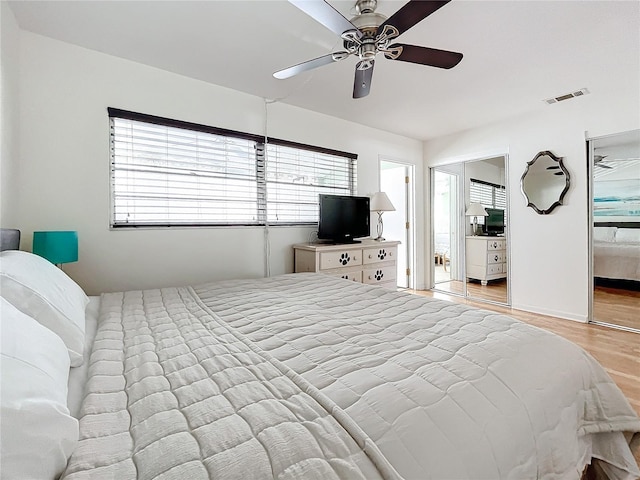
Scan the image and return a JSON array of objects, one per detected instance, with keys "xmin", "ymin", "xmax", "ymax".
[{"xmin": 64, "ymin": 273, "xmax": 640, "ymax": 479}]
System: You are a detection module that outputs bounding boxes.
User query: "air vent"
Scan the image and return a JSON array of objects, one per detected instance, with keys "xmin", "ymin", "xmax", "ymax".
[{"xmin": 543, "ymin": 88, "xmax": 590, "ymax": 105}]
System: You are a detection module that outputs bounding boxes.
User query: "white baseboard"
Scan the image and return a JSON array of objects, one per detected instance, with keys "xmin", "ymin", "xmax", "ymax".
[{"xmin": 511, "ymin": 303, "xmax": 588, "ymax": 323}]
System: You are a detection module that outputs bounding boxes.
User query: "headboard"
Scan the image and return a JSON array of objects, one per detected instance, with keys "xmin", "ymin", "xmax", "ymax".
[
  {"xmin": 594, "ymin": 222, "xmax": 640, "ymax": 229},
  {"xmin": 0, "ymin": 229, "xmax": 21, "ymax": 251}
]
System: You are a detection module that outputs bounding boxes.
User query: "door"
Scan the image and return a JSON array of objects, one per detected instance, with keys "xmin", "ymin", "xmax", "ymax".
[
  {"xmin": 431, "ymin": 165, "xmax": 463, "ymax": 294},
  {"xmin": 430, "ymin": 157, "xmax": 510, "ymax": 306},
  {"xmin": 588, "ymin": 130, "xmax": 640, "ymax": 332},
  {"xmin": 463, "ymin": 157, "xmax": 509, "ymax": 304},
  {"xmin": 380, "ymin": 159, "xmax": 413, "ymax": 288}
]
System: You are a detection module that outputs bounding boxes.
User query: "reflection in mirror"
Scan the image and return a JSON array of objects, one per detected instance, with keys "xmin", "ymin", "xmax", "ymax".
[
  {"xmin": 521, "ymin": 151, "xmax": 570, "ymax": 214},
  {"xmin": 464, "ymin": 157, "xmax": 508, "ymax": 305},
  {"xmin": 432, "ymin": 165, "xmax": 462, "ymax": 294},
  {"xmin": 590, "ymin": 129, "xmax": 640, "ymax": 332},
  {"xmin": 431, "ymin": 157, "xmax": 509, "ymax": 305}
]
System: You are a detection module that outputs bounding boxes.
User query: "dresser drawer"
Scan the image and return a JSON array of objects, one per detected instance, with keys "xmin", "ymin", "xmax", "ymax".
[
  {"xmin": 319, "ymin": 249, "xmax": 363, "ymax": 270},
  {"xmin": 487, "ymin": 239, "xmax": 506, "ymax": 251},
  {"xmin": 334, "ymin": 271, "xmax": 363, "ymax": 282},
  {"xmin": 487, "ymin": 252, "xmax": 506, "ymax": 264},
  {"xmin": 487, "ymin": 263, "xmax": 504, "ymax": 275},
  {"xmin": 363, "ymin": 265, "xmax": 397, "ymax": 285},
  {"xmin": 363, "ymin": 246, "xmax": 397, "ymax": 265}
]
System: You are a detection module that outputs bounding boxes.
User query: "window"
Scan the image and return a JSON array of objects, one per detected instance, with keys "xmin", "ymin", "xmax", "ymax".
[
  {"xmin": 265, "ymin": 143, "xmax": 356, "ymax": 223},
  {"xmin": 469, "ymin": 178, "xmax": 506, "ymax": 210},
  {"xmin": 109, "ymin": 109, "xmax": 357, "ymax": 227},
  {"xmin": 469, "ymin": 178, "xmax": 506, "ymax": 225}
]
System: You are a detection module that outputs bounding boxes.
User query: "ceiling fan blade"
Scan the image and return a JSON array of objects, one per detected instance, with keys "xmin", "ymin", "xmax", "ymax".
[
  {"xmin": 353, "ymin": 60, "xmax": 374, "ymax": 99},
  {"xmin": 378, "ymin": 0, "xmax": 450, "ymax": 37},
  {"xmin": 289, "ymin": 0, "xmax": 360, "ymax": 37},
  {"xmin": 385, "ymin": 44, "xmax": 463, "ymax": 69},
  {"xmin": 273, "ymin": 52, "xmax": 348, "ymax": 79}
]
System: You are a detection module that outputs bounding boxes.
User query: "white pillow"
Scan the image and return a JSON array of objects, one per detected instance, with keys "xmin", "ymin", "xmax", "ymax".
[
  {"xmin": 615, "ymin": 228, "xmax": 640, "ymax": 244},
  {"xmin": 0, "ymin": 250, "xmax": 88, "ymax": 366},
  {"xmin": 593, "ymin": 226, "xmax": 617, "ymax": 243},
  {"xmin": 0, "ymin": 297, "xmax": 79, "ymax": 479}
]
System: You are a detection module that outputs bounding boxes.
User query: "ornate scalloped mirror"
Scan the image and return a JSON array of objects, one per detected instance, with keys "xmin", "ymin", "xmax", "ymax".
[{"xmin": 520, "ymin": 151, "xmax": 570, "ymax": 214}]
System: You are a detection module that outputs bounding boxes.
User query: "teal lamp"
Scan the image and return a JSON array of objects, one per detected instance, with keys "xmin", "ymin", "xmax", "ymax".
[{"xmin": 32, "ymin": 231, "xmax": 78, "ymax": 268}]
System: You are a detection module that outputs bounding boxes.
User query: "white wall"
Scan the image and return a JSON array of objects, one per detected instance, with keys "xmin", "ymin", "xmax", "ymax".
[
  {"xmin": 16, "ymin": 32, "xmax": 424, "ymax": 295},
  {"xmin": 0, "ymin": 2, "xmax": 20, "ymax": 229},
  {"xmin": 424, "ymin": 91, "xmax": 640, "ymax": 322}
]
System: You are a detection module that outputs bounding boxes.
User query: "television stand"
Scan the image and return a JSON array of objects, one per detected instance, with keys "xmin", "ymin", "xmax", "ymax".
[{"xmin": 293, "ymin": 239, "xmax": 400, "ymax": 289}]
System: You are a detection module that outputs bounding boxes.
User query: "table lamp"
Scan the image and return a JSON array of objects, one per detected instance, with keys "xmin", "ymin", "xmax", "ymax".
[
  {"xmin": 32, "ymin": 231, "xmax": 78, "ymax": 269},
  {"xmin": 465, "ymin": 203, "xmax": 488, "ymax": 236},
  {"xmin": 370, "ymin": 192, "xmax": 395, "ymax": 241}
]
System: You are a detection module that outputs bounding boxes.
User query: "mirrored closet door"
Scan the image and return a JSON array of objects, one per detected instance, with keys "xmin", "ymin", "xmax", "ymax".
[
  {"xmin": 589, "ymin": 130, "xmax": 640, "ymax": 332},
  {"xmin": 431, "ymin": 164, "xmax": 463, "ymax": 295},
  {"xmin": 431, "ymin": 156, "xmax": 510, "ymax": 306}
]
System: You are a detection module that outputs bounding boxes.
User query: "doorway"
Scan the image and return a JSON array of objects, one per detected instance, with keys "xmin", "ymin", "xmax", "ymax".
[
  {"xmin": 588, "ymin": 130, "xmax": 640, "ymax": 332},
  {"xmin": 379, "ymin": 159, "xmax": 414, "ymax": 289}
]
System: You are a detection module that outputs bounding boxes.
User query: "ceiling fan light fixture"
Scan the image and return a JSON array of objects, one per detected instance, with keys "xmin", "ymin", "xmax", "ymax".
[{"xmin": 360, "ymin": 43, "xmax": 377, "ymax": 59}]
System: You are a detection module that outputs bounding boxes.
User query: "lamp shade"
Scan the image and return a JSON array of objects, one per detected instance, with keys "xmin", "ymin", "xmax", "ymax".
[
  {"xmin": 465, "ymin": 203, "xmax": 488, "ymax": 217},
  {"xmin": 32, "ymin": 231, "xmax": 78, "ymax": 264},
  {"xmin": 370, "ymin": 192, "xmax": 396, "ymax": 212}
]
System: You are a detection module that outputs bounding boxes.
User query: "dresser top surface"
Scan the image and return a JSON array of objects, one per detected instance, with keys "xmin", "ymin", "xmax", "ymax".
[
  {"xmin": 293, "ymin": 239, "xmax": 400, "ymax": 251},
  {"xmin": 465, "ymin": 235, "xmax": 506, "ymax": 240}
]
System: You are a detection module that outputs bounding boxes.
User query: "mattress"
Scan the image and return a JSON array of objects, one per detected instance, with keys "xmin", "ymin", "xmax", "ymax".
[
  {"xmin": 63, "ymin": 273, "xmax": 640, "ymax": 479},
  {"xmin": 593, "ymin": 242, "xmax": 640, "ymax": 281}
]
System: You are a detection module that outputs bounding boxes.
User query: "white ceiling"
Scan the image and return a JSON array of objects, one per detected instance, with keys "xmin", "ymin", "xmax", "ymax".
[{"xmin": 8, "ymin": 0, "xmax": 640, "ymax": 141}]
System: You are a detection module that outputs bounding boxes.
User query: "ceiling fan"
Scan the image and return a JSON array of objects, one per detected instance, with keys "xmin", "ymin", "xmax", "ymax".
[
  {"xmin": 594, "ymin": 155, "xmax": 613, "ymax": 169},
  {"xmin": 273, "ymin": 0, "xmax": 463, "ymax": 98}
]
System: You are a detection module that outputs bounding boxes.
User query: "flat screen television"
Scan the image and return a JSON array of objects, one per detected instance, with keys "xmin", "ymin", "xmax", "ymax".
[
  {"xmin": 318, "ymin": 194, "xmax": 370, "ymax": 243},
  {"xmin": 483, "ymin": 208, "xmax": 505, "ymax": 235}
]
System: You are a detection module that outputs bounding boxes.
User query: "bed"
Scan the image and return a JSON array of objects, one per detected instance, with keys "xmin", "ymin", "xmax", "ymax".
[
  {"xmin": 1, "ymin": 231, "xmax": 639, "ymax": 480},
  {"xmin": 593, "ymin": 226, "xmax": 640, "ymax": 282}
]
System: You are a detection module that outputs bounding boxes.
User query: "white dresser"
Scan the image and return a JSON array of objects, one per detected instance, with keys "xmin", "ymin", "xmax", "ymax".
[
  {"xmin": 293, "ymin": 240, "xmax": 400, "ymax": 289},
  {"xmin": 465, "ymin": 236, "xmax": 507, "ymax": 285}
]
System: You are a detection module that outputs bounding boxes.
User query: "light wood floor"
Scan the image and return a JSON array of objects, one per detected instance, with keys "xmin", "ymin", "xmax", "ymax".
[
  {"xmin": 433, "ymin": 278, "xmax": 508, "ymax": 303},
  {"xmin": 409, "ymin": 289, "xmax": 640, "ymax": 464},
  {"xmin": 433, "ymin": 281, "xmax": 639, "ymax": 331},
  {"xmin": 594, "ymin": 285, "xmax": 640, "ymax": 331}
]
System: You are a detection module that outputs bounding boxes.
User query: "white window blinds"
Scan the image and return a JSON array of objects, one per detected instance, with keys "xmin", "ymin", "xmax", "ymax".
[
  {"xmin": 469, "ymin": 179, "xmax": 506, "ymax": 209},
  {"xmin": 469, "ymin": 178, "xmax": 506, "ymax": 225},
  {"xmin": 265, "ymin": 143, "xmax": 356, "ymax": 224},
  {"xmin": 109, "ymin": 109, "xmax": 357, "ymax": 227}
]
